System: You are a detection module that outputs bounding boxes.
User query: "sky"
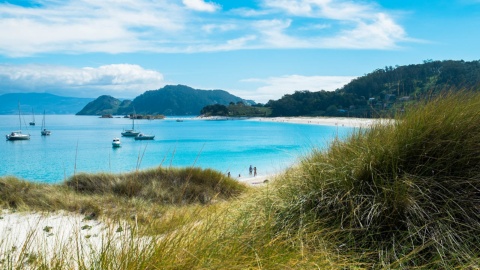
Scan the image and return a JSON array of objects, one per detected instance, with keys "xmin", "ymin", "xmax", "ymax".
[{"xmin": 0, "ymin": 0, "xmax": 479, "ymax": 103}]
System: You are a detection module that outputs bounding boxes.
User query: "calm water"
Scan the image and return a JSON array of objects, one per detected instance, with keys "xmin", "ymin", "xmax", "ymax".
[{"xmin": 0, "ymin": 115, "xmax": 353, "ymax": 184}]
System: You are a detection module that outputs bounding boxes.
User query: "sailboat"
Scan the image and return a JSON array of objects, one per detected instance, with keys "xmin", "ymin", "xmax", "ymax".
[
  {"xmin": 121, "ymin": 110, "xmax": 140, "ymax": 137},
  {"xmin": 6, "ymin": 102, "xmax": 30, "ymax": 141},
  {"xmin": 29, "ymin": 109, "xmax": 35, "ymax": 126},
  {"xmin": 41, "ymin": 109, "xmax": 51, "ymax": 136}
]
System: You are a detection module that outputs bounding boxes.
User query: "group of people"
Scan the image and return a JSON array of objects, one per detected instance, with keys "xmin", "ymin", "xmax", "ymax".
[
  {"xmin": 249, "ymin": 165, "xmax": 257, "ymax": 177},
  {"xmin": 227, "ymin": 165, "xmax": 258, "ymax": 178}
]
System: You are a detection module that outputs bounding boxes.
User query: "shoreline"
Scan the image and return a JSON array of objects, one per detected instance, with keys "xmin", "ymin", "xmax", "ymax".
[
  {"xmin": 238, "ymin": 174, "xmax": 275, "ymax": 185},
  {"xmin": 249, "ymin": 116, "xmax": 382, "ymax": 128},
  {"xmin": 195, "ymin": 115, "xmax": 383, "ymax": 128}
]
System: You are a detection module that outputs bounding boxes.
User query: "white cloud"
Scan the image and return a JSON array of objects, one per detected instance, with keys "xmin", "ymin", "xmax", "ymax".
[
  {"xmin": 262, "ymin": 0, "xmax": 375, "ymax": 20},
  {"xmin": 201, "ymin": 23, "xmax": 237, "ymax": 33},
  {"xmin": 322, "ymin": 13, "xmax": 406, "ymax": 49},
  {"xmin": 182, "ymin": 0, "xmax": 220, "ymax": 12},
  {"xmin": 254, "ymin": 19, "xmax": 311, "ymax": 48},
  {"xmin": 261, "ymin": 0, "xmax": 408, "ymax": 49},
  {"xmin": 0, "ymin": 0, "xmax": 185, "ymax": 56},
  {"xmin": 0, "ymin": 0, "xmax": 411, "ymax": 56},
  {"xmin": 241, "ymin": 74, "xmax": 357, "ymax": 102},
  {"xmin": 0, "ymin": 64, "xmax": 165, "ymax": 98}
]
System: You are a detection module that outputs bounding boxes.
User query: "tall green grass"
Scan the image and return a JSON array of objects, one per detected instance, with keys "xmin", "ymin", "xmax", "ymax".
[{"xmin": 269, "ymin": 91, "xmax": 480, "ymax": 268}]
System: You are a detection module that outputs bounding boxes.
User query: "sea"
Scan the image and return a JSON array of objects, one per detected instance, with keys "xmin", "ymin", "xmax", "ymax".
[{"xmin": 0, "ymin": 115, "xmax": 354, "ymax": 184}]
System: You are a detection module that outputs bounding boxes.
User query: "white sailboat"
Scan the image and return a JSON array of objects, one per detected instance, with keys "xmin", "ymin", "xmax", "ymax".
[
  {"xmin": 121, "ymin": 110, "xmax": 140, "ymax": 137},
  {"xmin": 6, "ymin": 103, "xmax": 30, "ymax": 141},
  {"xmin": 41, "ymin": 109, "xmax": 51, "ymax": 136}
]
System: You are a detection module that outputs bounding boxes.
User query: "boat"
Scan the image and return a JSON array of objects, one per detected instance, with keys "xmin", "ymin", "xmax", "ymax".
[
  {"xmin": 40, "ymin": 109, "xmax": 51, "ymax": 136},
  {"xmin": 29, "ymin": 109, "xmax": 35, "ymax": 126},
  {"xmin": 6, "ymin": 131, "xmax": 30, "ymax": 141},
  {"xmin": 121, "ymin": 111, "xmax": 140, "ymax": 137},
  {"xmin": 134, "ymin": 133, "xmax": 155, "ymax": 140},
  {"xmin": 6, "ymin": 103, "xmax": 30, "ymax": 141},
  {"xmin": 112, "ymin": 137, "xmax": 121, "ymax": 147}
]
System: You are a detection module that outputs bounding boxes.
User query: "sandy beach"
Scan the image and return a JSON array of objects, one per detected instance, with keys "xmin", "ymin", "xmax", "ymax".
[
  {"xmin": 250, "ymin": 116, "xmax": 382, "ymax": 128},
  {"xmin": 197, "ymin": 115, "xmax": 383, "ymax": 128}
]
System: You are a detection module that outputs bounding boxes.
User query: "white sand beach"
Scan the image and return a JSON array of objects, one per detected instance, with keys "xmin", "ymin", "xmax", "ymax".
[
  {"xmin": 239, "ymin": 174, "xmax": 275, "ymax": 186},
  {"xmin": 250, "ymin": 116, "xmax": 382, "ymax": 128},
  {"xmin": 0, "ymin": 210, "xmax": 144, "ymax": 266},
  {"xmin": 197, "ymin": 115, "xmax": 384, "ymax": 128}
]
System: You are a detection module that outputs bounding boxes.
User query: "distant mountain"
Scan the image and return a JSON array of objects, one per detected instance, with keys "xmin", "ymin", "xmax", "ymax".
[
  {"xmin": 77, "ymin": 85, "xmax": 252, "ymax": 116},
  {"xmin": 0, "ymin": 93, "xmax": 94, "ymax": 114},
  {"xmin": 76, "ymin": 95, "xmax": 131, "ymax": 116}
]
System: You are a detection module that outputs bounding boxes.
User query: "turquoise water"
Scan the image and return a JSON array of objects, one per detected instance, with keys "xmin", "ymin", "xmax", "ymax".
[{"xmin": 0, "ymin": 115, "xmax": 353, "ymax": 183}]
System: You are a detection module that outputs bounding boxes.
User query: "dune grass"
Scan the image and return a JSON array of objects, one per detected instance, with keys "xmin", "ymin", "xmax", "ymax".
[
  {"xmin": 0, "ymin": 166, "xmax": 246, "ymax": 229},
  {"xmin": 1, "ymin": 91, "xmax": 479, "ymax": 269},
  {"xmin": 268, "ymin": 91, "xmax": 480, "ymax": 268}
]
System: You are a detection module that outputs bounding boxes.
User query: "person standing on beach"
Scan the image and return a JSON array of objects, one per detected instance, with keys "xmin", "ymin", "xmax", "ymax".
[
  {"xmin": 254, "ymin": 167, "xmax": 257, "ymax": 177},
  {"xmin": 249, "ymin": 165, "xmax": 253, "ymax": 175}
]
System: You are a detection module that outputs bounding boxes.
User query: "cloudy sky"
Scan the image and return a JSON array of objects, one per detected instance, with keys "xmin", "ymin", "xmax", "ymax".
[{"xmin": 0, "ymin": 0, "xmax": 478, "ymax": 103}]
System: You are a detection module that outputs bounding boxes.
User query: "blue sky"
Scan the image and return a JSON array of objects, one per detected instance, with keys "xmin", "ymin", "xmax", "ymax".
[{"xmin": 0, "ymin": 0, "xmax": 479, "ymax": 103}]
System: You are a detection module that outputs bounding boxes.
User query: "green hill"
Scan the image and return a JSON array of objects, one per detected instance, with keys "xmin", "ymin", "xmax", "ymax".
[
  {"xmin": 77, "ymin": 85, "xmax": 251, "ymax": 116},
  {"xmin": 76, "ymin": 95, "xmax": 130, "ymax": 116},
  {"xmin": 266, "ymin": 59, "xmax": 480, "ymax": 117}
]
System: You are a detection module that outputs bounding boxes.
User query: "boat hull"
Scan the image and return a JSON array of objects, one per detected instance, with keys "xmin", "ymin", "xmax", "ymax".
[
  {"xmin": 121, "ymin": 130, "xmax": 140, "ymax": 137},
  {"xmin": 6, "ymin": 133, "xmax": 30, "ymax": 141},
  {"xmin": 112, "ymin": 138, "xmax": 121, "ymax": 147},
  {"xmin": 135, "ymin": 134, "xmax": 155, "ymax": 140}
]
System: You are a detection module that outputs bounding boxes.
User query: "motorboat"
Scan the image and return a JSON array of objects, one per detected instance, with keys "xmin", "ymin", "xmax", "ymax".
[
  {"xmin": 134, "ymin": 133, "xmax": 155, "ymax": 140},
  {"xmin": 112, "ymin": 137, "xmax": 121, "ymax": 147},
  {"xmin": 6, "ymin": 131, "xmax": 30, "ymax": 141}
]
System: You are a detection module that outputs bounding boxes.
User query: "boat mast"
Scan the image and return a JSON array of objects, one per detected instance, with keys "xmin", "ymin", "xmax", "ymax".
[
  {"xmin": 132, "ymin": 107, "xmax": 136, "ymax": 130},
  {"xmin": 18, "ymin": 102, "xmax": 22, "ymax": 130},
  {"xmin": 42, "ymin": 109, "xmax": 45, "ymax": 129}
]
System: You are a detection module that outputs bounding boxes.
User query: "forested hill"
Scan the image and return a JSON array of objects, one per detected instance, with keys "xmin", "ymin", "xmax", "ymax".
[
  {"xmin": 267, "ymin": 60, "xmax": 480, "ymax": 117},
  {"xmin": 76, "ymin": 85, "xmax": 251, "ymax": 116},
  {"xmin": 129, "ymin": 85, "xmax": 250, "ymax": 115}
]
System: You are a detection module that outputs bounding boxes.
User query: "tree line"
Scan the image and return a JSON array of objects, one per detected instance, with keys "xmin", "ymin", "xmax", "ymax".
[{"xmin": 202, "ymin": 60, "xmax": 480, "ymax": 118}]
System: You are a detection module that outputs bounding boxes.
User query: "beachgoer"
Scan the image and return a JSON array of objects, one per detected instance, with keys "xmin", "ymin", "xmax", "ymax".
[
  {"xmin": 254, "ymin": 167, "xmax": 257, "ymax": 177},
  {"xmin": 238, "ymin": 174, "xmax": 241, "ymax": 178},
  {"xmin": 227, "ymin": 172, "xmax": 231, "ymax": 177},
  {"xmin": 249, "ymin": 165, "xmax": 253, "ymax": 175}
]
